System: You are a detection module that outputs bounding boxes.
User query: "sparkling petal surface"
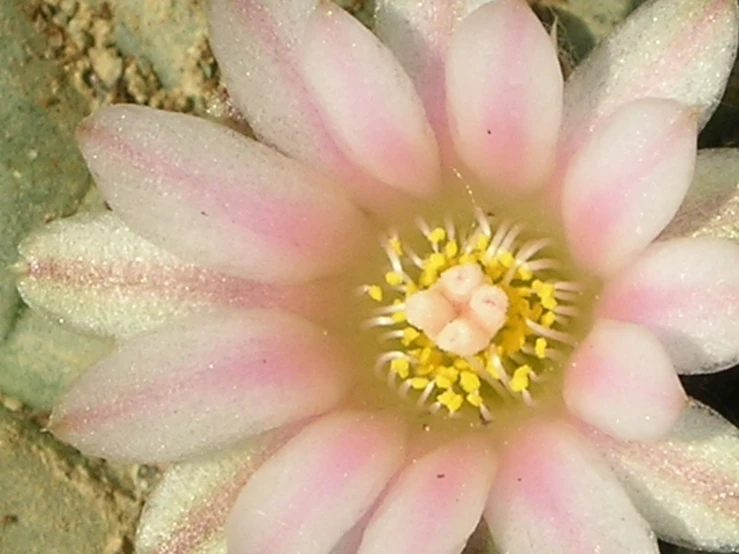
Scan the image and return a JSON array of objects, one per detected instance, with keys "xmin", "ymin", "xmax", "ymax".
[
  {"xmin": 561, "ymin": 98, "xmax": 697, "ymax": 275},
  {"xmin": 51, "ymin": 310, "xmax": 348, "ymax": 462},
  {"xmin": 77, "ymin": 104, "xmax": 366, "ymax": 283},
  {"xmin": 208, "ymin": 0, "xmax": 403, "ymax": 212},
  {"xmin": 226, "ymin": 411, "xmax": 407, "ymax": 554},
  {"xmin": 16, "ymin": 212, "xmax": 335, "ymax": 339},
  {"xmin": 358, "ymin": 434, "xmax": 496, "ymax": 554},
  {"xmin": 485, "ymin": 420, "xmax": 659, "ymax": 554},
  {"xmin": 662, "ymin": 148, "xmax": 739, "ymax": 241},
  {"xmin": 374, "ymin": 0, "xmax": 488, "ymax": 163},
  {"xmin": 588, "ymin": 400, "xmax": 739, "ymax": 552},
  {"xmin": 136, "ymin": 428, "xmax": 294, "ymax": 554},
  {"xmin": 446, "ymin": 0, "xmax": 562, "ymax": 195},
  {"xmin": 301, "ymin": 4, "xmax": 440, "ymax": 196},
  {"xmin": 598, "ymin": 237, "xmax": 739, "ymax": 374},
  {"xmin": 564, "ymin": 319, "xmax": 685, "ymax": 441},
  {"xmin": 556, "ymin": 0, "xmax": 738, "ymax": 191}
]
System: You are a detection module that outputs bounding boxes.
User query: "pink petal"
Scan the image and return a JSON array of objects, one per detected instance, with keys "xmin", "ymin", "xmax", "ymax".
[
  {"xmin": 485, "ymin": 420, "xmax": 659, "ymax": 554},
  {"xmin": 50, "ymin": 309, "xmax": 349, "ymax": 462},
  {"xmin": 358, "ymin": 434, "xmax": 496, "ymax": 554},
  {"xmin": 561, "ymin": 98, "xmax": 697, "ymax": 275},
  {"xmin": 587, "ymin": 400, "xmax": 739, "ymax": 552},
  {"xmin": 374, "ymin": 0, "xmax": 488, "ymax": 165},
  {"xmin": 208, "ymin": 0, "xmax": 405, "ymax": 213},
  {"xmin": 16, "ymin": 212, "xmax": 338, "ymax": 339},
  {"xmin": 662, "ymin": 148, "xmax": 739, "ymax": 241},
  {"xmin": 136, "ymin": 428, "xmax": 294, "ymax": 554},
  {"xmin": 563, "ymin": 318, "xmax": 686, "ymax": 441},
  {"xmin": 598, "ymin": 237, "xmax": 739, "ymax": 374},
  {"xmin": 226, "ymin": 411, "xmax": 407, "ymax": 554},
  {"xmin": 446, "ymin": 0, "xmax": 563, "ymax": 195},
  {"xmin": 77, "ymin": 104, "xmax": 367, "ymax": 283},
  {"xmin": 300, "ymin": 4, "xmax": 440, "ymax": 197},
  {"xmin": 556, "ymin": 0, "xmax": 738, "ymax": 194}
]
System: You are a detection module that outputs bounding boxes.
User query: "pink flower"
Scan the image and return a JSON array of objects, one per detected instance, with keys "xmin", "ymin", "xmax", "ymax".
[{"xmin": 15, "ymin": 0, "xmax": 739, "ymax": 553}]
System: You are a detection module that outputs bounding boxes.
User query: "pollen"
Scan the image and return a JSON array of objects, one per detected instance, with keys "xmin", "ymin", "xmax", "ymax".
[{"xmin": 364, "ymin": 208, "xmax": 583, "ymax": 424}]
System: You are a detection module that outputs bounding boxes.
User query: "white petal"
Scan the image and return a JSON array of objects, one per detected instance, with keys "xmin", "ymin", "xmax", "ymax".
[
  {"xmin": 588, "ymin": 399, "xmax": 739, "ymax": 551},
  {"xmin": 485, "ymin": 420, "xmax": 659, "ymax": 554},
  {"xmin": 598, "ymin": 237, "xmax": 739, "ymax": 374},
  {"xmin": 662, "ymin": 148, "xmax": 739, "ymax": 241},
  {"xmin": 226, "ymin": 411, "xmax": 407, "ymax": 554}
]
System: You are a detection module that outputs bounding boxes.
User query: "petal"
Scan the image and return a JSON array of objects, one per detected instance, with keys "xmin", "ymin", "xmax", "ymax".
[
  {"xmin": 662, "ymin": 148, "xmax": 739, "ymax": 241},
  {"xmin": 598, "ymin": 237, "xmax": 739, "ymax": 374},
  {"xmin": 563, "ymin": 318, "xmax": 686, "ymax": 442},
  {"xmin": 136, "ymin": 428, "xmax": 293, "ymax": 554},
  {"xmin": 446, "ymin": 0, "xmax": 563, "ymax": 195},
  {"xmin": 16, "ymin": 212, "xmax": 337, "ymax": 339},
  {"xmin": 77, "ymin": 104, "xmax": 367, "ymax": 283},
  {"xmin": 587, "ymin": 400, "xmax": 739, "ymax": 552},
  {"xmin": 358, "ymin": 434, "xmax": 496, "ymax": 554},
  {"xmin": 300, "ymin": 4, "xmax": 440, "ymax": 196},
  {"xmin": 50, "ymin": 309, "xmax": 349, "ymax": 462},
  {"xmin": 226, "ymin": 411, "xmax": 407, "ymax": 554},
  {"xmin": 374, "ymin": 0, "xmax": 488, "ymax": 164},
  {"xmin": 208, "ymin": 0, "xmax": 403, "ymax": 213},
  {"xmin": 484, "ymin": 420, "xmax": 659, "ymax": 554},
  {"xmin": 561, "ymin": 98, "xmax": 697, "ymax": 275},
  {"xmin": 557, "ymin": 0, "xmax": 738, "ymax": 184}
]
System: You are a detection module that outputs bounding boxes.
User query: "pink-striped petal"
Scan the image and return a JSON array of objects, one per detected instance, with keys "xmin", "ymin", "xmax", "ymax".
[
  {"xmin": 587, "ymin": 400, "xmax": 739, "ymax": 552},
  {"xmin": 374, "ymin": 0, "xmax": 488, "ymax": 164},
  {"xmin": 300, "ymin": 4, "xmax": 440, "ymax": 196},
  {"xmin": 226, "ymin": 411, "xmax": 407, "ymax": 554},
  {"xmin": 446, "ymin": 0, "xmax": 563, "ymax": 195},
  {"xmin": 77, "ymin": 104, "xmax": 367, "ymax": 283},
  {"xmin": 50, "ymin": 309, "xmax": 349, "ymax": 462},
  {"xmin": 598, "ymin": 237, "xmax": 739, "ymax": 374},
  {"xmin": 556, "ymin": 0, "xmax": 738, "ymax": 192},
  {"xmin": 561, "ymin": 98, "xmax": 697, "ymax": 275},
  {"xmin": 563, "ymin": 319, "xmax": 686, "ymax": 441},
  {"xmin": 662, "ymin": 148, "xmax": 739, "ymax": 241},
  {"xmin": 484, "ymin": 420, "xmax": 659, "ymax": 554},
  {"xmin": 358, "ymin": 434, "xmax": 496, "ymax": 554},
  {"xmin": 16, "ymin": 213, "xmax": 336, "ymax": 339},
  {"xmin": 136, "ymin": 428, "xmax": 295, "ymax": 554},
  {"xmin": 208, "ymin": 0, "xmax": 405, "ymax": 212}
]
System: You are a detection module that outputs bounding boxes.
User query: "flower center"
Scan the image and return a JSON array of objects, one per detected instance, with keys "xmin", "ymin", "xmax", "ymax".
[{"xmin": 362, "ymin": 208, "xmax": 585, "ymax": 424}]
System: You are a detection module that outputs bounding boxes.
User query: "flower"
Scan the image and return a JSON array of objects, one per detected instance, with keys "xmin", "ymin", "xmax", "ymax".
[{"xmin": 14, "ymin": 0, "xmax": 739, "ymax": 553}]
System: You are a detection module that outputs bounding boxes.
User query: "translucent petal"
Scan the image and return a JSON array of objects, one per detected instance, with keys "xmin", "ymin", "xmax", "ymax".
[
  {"xmin": 485, "ymin": 420, "xmax": 659, "ymax": 554},
  {"xmin": 77, "ymin": 104, "xmax": 366, "ymax": 283},
  {"xmin": 588, "ymin": 400, "xmax": 739, "ymax": 551},
  {"xmin": 598, "ymin": 236, "xmax": 739, "ymax": 374},
  {"xmin": 51, "ymin": 309, "xmax": 348, "ymax": 462},
  {"xmin": 446, "ymin": 0, "xmax": 562, "ymax": 195}
]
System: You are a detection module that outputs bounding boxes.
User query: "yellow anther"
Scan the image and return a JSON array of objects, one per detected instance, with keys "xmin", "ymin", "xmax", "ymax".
[
  {"xmin": 486, "ymin": 358, "xmax": 501, "ymax": 380},
  {"xmin": 437, "ymin": 366, "xmax": 459, "ymax": 383},
  {"xmin": 476, "ymin": 235, "xmax": 490, "ymax": 252},
  {"xmin": 405, "ymin": 282, "xmax": 419, "ymax": 295},
  {"xmin": 389, "ymin": 237, "xmax": 403, "ymax": 255},
  {"xmin": 428, "ymin": 227, "xmax": 446, "ymax": 244},
  {"xmin": 500, "ymin": 328, "xmax": 526, "ymax": 355},
  {"xmin": 385, "ymin": 271, "xmax": 404, "ymax": 286},
  {"xmin": 402, "ymin": 327, "xmax": 420, "ymax": 346},
  {"xmin": 438, "ymin": 390, "xmax": 464, "ymax": 413},
  {"xmin": 435, "ymin": 375, "xmax": 454, "ymax": 389},
  {"xmin": 517, "ymin": 264, "xmax": 533, "ymax": 281},
  {"xmin": 453, "ymin": 358, "xmax": 470, "ymax": 371},
  {"xmin": 534, "ymin": 337, "xmax": 548, "ymax": 359},
  {"xmin": 533, "ymin": 279, "xmax": 557, "ymax": 309},
  {"xmin": 390, "ymin": 358, "xmax": 410, "ymax": 379},
  {"xmin": 411, "ymin": 377, "xmax": 430, "ymax": 390},
  {"xmin": 542, "ymin": 296, "xmax": 557, "ymax": 310},
  {"xmin": 499, "ymin": 251, "xmax": 515, "ymax": 269},
  {"xmin": 460, "ymin": 371, "xmax": 481, "ymax": 394},
  {"xmin": 416, "ymin": 362, "xmax": 435, "ymax": 376},
  {"xmin": 427, "ymin": 252, "xmax": 447, "ymax": 270},
  {"xmin": 466, "ymin": 391, "xmax": 483, "ymax": 408},
  {"xmin": 392, "ymin": 310, "xmax": 406, "ymax": 323},
  {"xmin": 444, "ymin": 240, "xmax": 459, "ymax": 258},
  {"xmin": 367, "ymin": 285, "xmax": 383, "ymax": 302},
  {"xmin": 540, "ymin": 311, "xmax": 556, "ymax": 328},
  {"xmin": 510, "ymin": 365, "xmax": 533, "ymax": 393}
]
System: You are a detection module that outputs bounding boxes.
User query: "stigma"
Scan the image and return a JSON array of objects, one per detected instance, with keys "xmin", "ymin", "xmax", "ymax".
[{"xmin": 362, "ymin": 207, "xmax": 584, "ymax": 424}]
